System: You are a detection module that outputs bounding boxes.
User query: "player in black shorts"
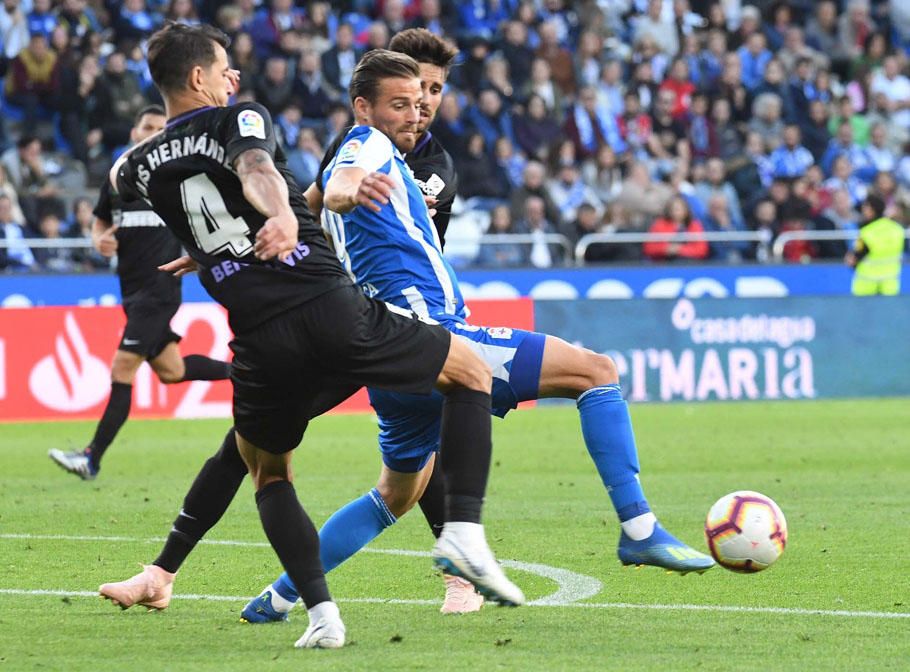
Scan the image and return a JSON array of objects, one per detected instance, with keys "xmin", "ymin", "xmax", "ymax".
[
  {"xmin": 95, "ymin": 23, "xmax": 523, "ymax": 650},
  {"xmin": 48, "ymin": 106, "xmax": 231, "ymax": 481}
]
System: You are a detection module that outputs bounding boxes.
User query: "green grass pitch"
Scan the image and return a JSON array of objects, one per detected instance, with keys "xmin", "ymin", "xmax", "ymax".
[{"xmin": 1, "ymin": 399, "xmax": 908, "ymax": 671}]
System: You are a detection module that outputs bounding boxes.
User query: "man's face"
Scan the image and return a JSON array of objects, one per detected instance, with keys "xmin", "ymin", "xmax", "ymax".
[
  {"xmin": 199, "ymin": 43, "xmax": 234, "ymax": 107},
  {"xmin": 131, "ymin": 112, "xmax": 166, "ymax": 143},
  {"xmin": 417, "ymin": 62, "xmax": 445, "ymax": 132},
  {"xmin": 358, "ymin": 76, "xmax": 422, "ymax": 152}
]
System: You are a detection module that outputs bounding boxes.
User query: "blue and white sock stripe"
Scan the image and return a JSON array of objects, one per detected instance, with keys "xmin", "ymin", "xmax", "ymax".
[
  {"xmin": 577, "ymin": 383, "xmax": 623, "ymax": 406},
  {"xmin": 368, "ymin": 488, "xmax": 397, "ymax": 527}
]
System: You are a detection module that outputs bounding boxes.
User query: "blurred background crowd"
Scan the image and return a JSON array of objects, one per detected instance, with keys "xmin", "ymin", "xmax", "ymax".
[{"xmin": 1, "ymin": 0, "xmax": 909, "ymax": 272}]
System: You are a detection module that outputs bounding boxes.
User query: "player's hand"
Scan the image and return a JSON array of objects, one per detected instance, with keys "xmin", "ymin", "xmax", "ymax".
[
  {"xmin": 354, "ymin": 172, "xmax": 395, "ymax": 213},
  {"xmin": 423, "ymin": 194, "xmax": 438, "ymax": 219},
  {"xmin": 254, "ymin": 211, "xmax": 298, "ymax": 261},
  {"xmin": 94, "ymin": 224, "xmax": 119, "ymax": 257},
  {"xmin": 159, "ymin": 255, "xmax": 199, "ymax": 277}
]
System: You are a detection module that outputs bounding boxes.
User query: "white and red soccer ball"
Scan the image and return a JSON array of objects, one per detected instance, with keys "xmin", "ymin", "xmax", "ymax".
[{"xmin": 704, "ymin": 491, "xmax": 788, "ymax": 572}]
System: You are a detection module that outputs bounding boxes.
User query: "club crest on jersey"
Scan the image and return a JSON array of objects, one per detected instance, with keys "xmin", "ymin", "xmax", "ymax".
[
  {"xmin": 237, "ymin": 109, "xmax": 266, "ymax": 139},
  {"xmin": 337, "ymin": 139, "xmax": 362, "ymax": 164}
]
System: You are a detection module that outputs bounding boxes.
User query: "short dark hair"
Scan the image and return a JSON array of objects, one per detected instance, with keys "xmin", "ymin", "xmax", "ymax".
[
  {"xmin": 389, "ymin": 28, "xmax": 458, "ymax": 70},
  {"xmin": 135, "ymin": 104, "xmax": 166, "ymax": 124},
  {"xmin": 349, "ymin": 49, "xmax": 420, "ymax": 105},
  {"xmin": 147, "ymin": 22, "xmax": 230, "ymax": 94},
  {"xmin": 864, "ymin": 193, "xmax": 886, "ymax": 219}
]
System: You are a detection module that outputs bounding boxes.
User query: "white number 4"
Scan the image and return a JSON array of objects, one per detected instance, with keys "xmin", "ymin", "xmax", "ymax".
[{"xmin": 180, "ymin": 173, "xmax": 253, "ymax": 256}]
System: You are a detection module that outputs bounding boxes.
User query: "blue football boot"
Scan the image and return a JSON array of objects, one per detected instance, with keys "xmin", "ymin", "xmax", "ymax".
[
  {"xmin": 617, "ymin": 523, "xmax": 715, "ymax": 574},
  {"xmin": 240, "ymin": 587, "xmax": 292, "ymax": 624}
]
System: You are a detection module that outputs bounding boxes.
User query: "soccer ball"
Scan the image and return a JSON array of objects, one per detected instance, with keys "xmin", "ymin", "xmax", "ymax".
[{"xmin": 704, "ymin": 491, "xmax": 787, "ymax": 572}]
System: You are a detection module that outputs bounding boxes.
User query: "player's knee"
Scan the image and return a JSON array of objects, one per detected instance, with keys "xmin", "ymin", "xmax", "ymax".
[
  {"xmin": 157, "ymin": 367, "xmax": 184, "ymax": 384},
  {"xmin": 460, "ymin": 358, "xmax": 493, "ymax": 393},
  {"xmin": 375, "ymin": 482, "xmax": 418, "ymax": 518},
  {"xmin": 586, "ymin": 351, "xmax": 619, "ymax": 387}
]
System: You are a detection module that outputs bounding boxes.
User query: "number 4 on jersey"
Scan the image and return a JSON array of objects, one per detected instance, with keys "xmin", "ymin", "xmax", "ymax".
[{"xmin": 180, "ymin": 173, "xmax": 253, "ymax": 256}]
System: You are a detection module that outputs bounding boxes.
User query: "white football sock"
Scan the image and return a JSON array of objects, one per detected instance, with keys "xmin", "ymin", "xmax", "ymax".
[
  {"xmin": 267, "ymin": 585, "xmax": 296, "ymax": 613},
  {"xmin": 621, "ymin": 512, "xmax": 657, "ymax": 541},
  {"xmin": 307, "ymin": 600, "xmax": 340, "ymax": 624},
  {"xmin": 443, "ymin": 521, "xmax": 485, "ymax": 544}
]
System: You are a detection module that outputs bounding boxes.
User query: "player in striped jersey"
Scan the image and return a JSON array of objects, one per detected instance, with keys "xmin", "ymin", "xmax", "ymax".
[{"xmin": 242, "ymin": 35, "xmax": 714, "ymax": 625}]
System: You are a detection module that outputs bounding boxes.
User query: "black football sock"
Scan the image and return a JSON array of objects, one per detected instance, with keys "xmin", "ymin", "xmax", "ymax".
[
  {"xmin": 86, "ymin": 382, "xmax": 132, "ymax": 469},
  {"xmin": 439, "ymin": 388, "xmax": 492, "ymax": 524},
  {"xmin": 417, "ymin": 457, "xmax": 447, "ymax": 538},
  {"xmin": 153, "ymin": 429, "xmax": 247, "ymax": 574},
  {"xmin": 255, "ymin": 480, "xmax": 331, "ymax": 609},
  {"xmin": 181, "ymin": 355, "xmax": 231, "ymax": 381}
]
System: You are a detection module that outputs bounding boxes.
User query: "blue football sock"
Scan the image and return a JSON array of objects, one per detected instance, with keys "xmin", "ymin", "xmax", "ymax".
[
  {"xmin": 577, "ymin": 384, "xmax": 651, "ymax": 522},
  {"xmin": 271, "ymin": 488, "xmax": 397, "ymax": 603}
]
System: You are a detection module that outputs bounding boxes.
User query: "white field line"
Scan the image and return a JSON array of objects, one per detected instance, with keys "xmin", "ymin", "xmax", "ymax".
[{"xmin": 3, "ymin": 534, "xmax": 909, "ymax": 620}]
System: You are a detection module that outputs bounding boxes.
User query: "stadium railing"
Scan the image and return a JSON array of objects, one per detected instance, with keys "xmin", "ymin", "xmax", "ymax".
[
  {"xmin": 0, "ymin": 237, "xmax": 94, "ymax": 250},
  {"xmin": 574, "ymin": 230, "xmax": 771, "ymax": 265},
  {"xmin": 770, "ymin": 229, "xmax": 910, "ymax": 261}
]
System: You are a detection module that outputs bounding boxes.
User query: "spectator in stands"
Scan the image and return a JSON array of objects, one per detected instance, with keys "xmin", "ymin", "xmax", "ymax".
[
  {"xmin": 769, "ymin": 124, "xmax": 815, "ymax": 179},
  {"xmin": 574, "ymin": 30, "xmax": 604, "ymax": 90},
  {"xmin": 321, "ymin": 22, "xmax": 360, "ymax": 97},
  {"xmin": 800, "ymin": 99, "xmax": 832, "ymax": 162},
  {"xmin": 837, "ymin": 0, "xmax": 877, "ymax": 64},
  {"xmin": 499, "ymin": 20, "xmax": 534, "ymax": 91},
  {"xmin": 274, "ymin": 103, "xmax": 302, "ymax": 150},
  {"xmin": 643, "ymin": 195, "xmax": 709, "ymax": 262},
  {"xmin": 548, "ymin": 163, "xmax": 604, "ymax": 229},
  {"xmin": 582, "ymin": 145, "xmax": 623, "ymax": 205},
  {"xmin": 286, "ymin": 127, "xmax": 322, "ymax": 189},
  {"xmin": 293, "ymin": 49, "xmax": 335, "ymax": 123},
  {"xmin": 0, "ymin": 136, "xmax": 64, "ymax": 227},
  {"xmin": 647, "ymin": 88, "xmax": 690, "ymax": 172},
  {"xmin": 66, "ymin": 196, "xmax": 109, "ymax": 271},
  {"xmin": 695, "ymin": 157, "xmax": 746, "ymax": 231},
  {"xmin": 536, "ymin": 19, "xmax": 575, "ymax": 96},
  {"xmin": 865, "ymin": 123, "xmax": 897, "ymax": 174},
  {"xmin": 814, "ymin": 188, "xmax": 859, "ymax": 258},
  {"xmin": 618, "ymin": 91, "xmax": 653, "ymax": 159},
  {"xmin": 482, "ymin": 54, "xmax": 517, "ymax": 106},
  {"xmin": 0, "ymin": 0, "xmax": 30, "ymax": 60},
  {"xmin": 33, "ymin": 211, "xmax": 78, "ymax": 273},
  {"xmin": 92, "ymin": 51, "xmax": 147, "ymax": 154},
  {"xmin": 805, "ymin": 1, "xmax": 844, "ymax": 65},
  {"xmin": 659, "ymin": 58, "xmax": 695, "ymax": 118},
  {"xmin": 56, "ymin": 0, "xmax": 103, "ymax": 52},
  {"xmin": 364, "ymin": 20, "xmax": 390, "ymax": 51},
  {"xmin": 57, "ymin": 49, "xmax": 101, "ymax": 166},
  {"xmin": 229, "ymin": 31, "xmax": 260, "ymax": 86},
  {"xmin": 778, "ymin": 201, "xmax": 819, "ymax": 262},
  {"xmin": 0, "ymin": 193, "xmax": 36, "ymax": 272},
  {"xmin": 634, "ymin": 0, "xmax": 678, "ymax": 57},
  {"xmin": 828, "ymin": 96, "xmax": 870, "ymax": 147},
  {"xmin": 457, "ymin": 132, "xmax": 510, "ymax": 207},
  {"xmin": 452, "ymin": 35, "xmax": 490, "ymax": 97},
  {"xmin": 512, "ymin": 93, "xmax": 560, "ymax": 162},
  {"xmin": 686, "ymin": 92, "xmax": 716, "ymax": 161},
  {"xmin": 26, "ymin": 0, "xmax": 56, "ymax": 40},
  {"xmin": 465, "ymin": 88, "xmax": 514, "ymax": 151},
  {"xmin": 521, "ymin": 57, "xmax": 564, "ymax": 120},
  {"xmin": 703, "ymin": 193, "xmax": 752, "ymax": 261},
  {"xmin": 564, "ymin": 85, "xmax": 627, "ymax": 161},
  {"xmin": 5, "ymin": 32, "xmax": 60, "ymax": 135},
  {"xmin": 714, "ymin": 51, "xmax": 750, "ymax": 125},
  {"xmin": 753, "ymin": 58, "xmax": 796, "ymax": 123},
  {"xmin": 748, "ymin": 92, "xmax": 784, "ymax": 151},
  {"xmin": 409, "ymin": 0, "xmax": 452, "ymax": 35},
  {"xmin": 822, "ymin": 120, "xmax": 875, "ymax": 180},
  {"xmin": 492, "ymin": 136, "xmax": 525, "ymax": 190},
  {"xmin": 595, "ymin": 59, "xmax": 624, "ymax": 117},
  {"xmin": 737, "ymin": 30, "xmax": 772, "ymax": 91},
  {"xmin": 824, "ymin": 154, "xmax": 869, "ymax": 207},
  {"xmin": 750, "ymin": 198, "xmax": 781, "ymax": 240},
  {"xmin": 517, "ymin": 195, "xmax": 559, "ymax": 268},
  {"xmin": 475, "ymin": 204, "xmax": 526, "ymax": 268},
  {"xmin": 455, "ymin": 0, "xmax": 508, "ymax": 40},
  {"xmin": 616, "ymin": 161, "xmax": 674, "ymax": 230},
  {"xmin": 165, "ymin": 0, "xmax": 200, "ymax": 25},
  {"xmin": 870, "ymin": 56, "xmax": 910, "ymax": 131},
  {"xmin": 430, "ymin": 91, "xmax": 467, "ymax": 159},
  {"xmin": 509, "ymin": 161, "xmax": 560, "ymax": 231},
  {"xmin": 113, "ymin": 0, "xmax": 159, "ymax": 42},
  {"xmin": 710, "ymin": 97, "xmax": 743, "ymax": 160},
  {"xmin": 0, "ymin": 163, "xmax": 24, "ymax": 224},
  {"xmin": 247, "ymin": 0, "xmax": 306, "ymax": 59},
  {"xmin": 254, "ymin": 55, "xmax": 294, "ymax": 116},
  {"xmin": 777, "ymin": 27, "xmax": 829, "ymax": 75}
]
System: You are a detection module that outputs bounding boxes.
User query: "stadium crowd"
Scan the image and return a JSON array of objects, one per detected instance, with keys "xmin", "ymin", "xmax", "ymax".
[{"xmin": 1, "ymin": 0, "xmax": 909, "ymax": 272}]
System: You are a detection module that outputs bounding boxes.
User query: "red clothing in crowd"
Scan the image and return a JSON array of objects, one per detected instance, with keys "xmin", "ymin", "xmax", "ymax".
[
  {"xmin": 658, "ymin": 78, "xmax": 696, "ymax": 118},
  {"xmin": 643, "ymin": 218, "xmax": 710, "ymax": 260}
]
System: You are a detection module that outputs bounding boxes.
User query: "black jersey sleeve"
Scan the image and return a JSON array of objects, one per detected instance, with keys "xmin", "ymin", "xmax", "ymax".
[
  {"xmin": 221, "ymin": 102, "xmax": 278, "ymax": 166},
  {"xmin": 93, "ymin": 179, "xmax": 114, "ymax": 222}
]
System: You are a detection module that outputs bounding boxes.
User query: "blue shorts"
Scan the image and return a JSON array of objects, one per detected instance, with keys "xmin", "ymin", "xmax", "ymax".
[{"xmin": 367, "ymin": 323, "xmax": 547, "ymax": 473}]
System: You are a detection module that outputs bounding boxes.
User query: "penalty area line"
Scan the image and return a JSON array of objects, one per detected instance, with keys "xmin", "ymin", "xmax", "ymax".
[{"xmin": 0, "ymin": 589, "xmax": 907, "ymax": 621}]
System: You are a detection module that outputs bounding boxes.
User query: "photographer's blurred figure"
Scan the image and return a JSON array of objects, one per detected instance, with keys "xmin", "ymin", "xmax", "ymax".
[{"xmin": 846, "ymin": 194, "xmax": 905, "ymax": 296}]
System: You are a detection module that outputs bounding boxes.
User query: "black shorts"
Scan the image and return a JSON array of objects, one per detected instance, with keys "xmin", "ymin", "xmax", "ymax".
[
  {"xmin": 119, "ymin": 301, "xmax": 181, "ymax": 359},
  {"xmin": 230, "ymin": 284, "xmax": 451, "ymax": 454}
]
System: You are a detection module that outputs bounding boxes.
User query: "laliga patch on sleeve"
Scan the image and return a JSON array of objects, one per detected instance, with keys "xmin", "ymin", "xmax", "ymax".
[
  {"xmin": 337, "ymin": 139, "xmax": 362, "ymax": 164},
  {"xmin": 237, "ymin": 109, "xmax": 266, "ymax": 139}
]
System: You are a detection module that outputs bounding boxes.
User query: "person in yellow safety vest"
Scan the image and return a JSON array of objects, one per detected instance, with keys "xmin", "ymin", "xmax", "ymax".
[{"xmin": 846, "ymin": 193, "xmax": 905, "ymax": 296}]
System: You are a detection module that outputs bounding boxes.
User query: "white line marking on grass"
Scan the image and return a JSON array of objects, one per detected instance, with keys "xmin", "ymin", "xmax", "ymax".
[
  {"xmin": 0, "ymin": 589, "xmax": 908, "ymax": 620},
  {"xmin": 0, "ymin": 533, "xmax": 602, "ymax": 605}
]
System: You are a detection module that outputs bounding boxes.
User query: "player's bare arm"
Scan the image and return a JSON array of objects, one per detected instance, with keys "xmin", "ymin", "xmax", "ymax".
[
  {"xmin": 324, "ymin": 167, "xmax": 396, "ymax": 214},
  {"xmin": 91, "ymin": 217, "xmax": 119, "ymax": 257},
  {"xmin": 233, "ymin": 147, "xmax": 298, "ymax": 261}
]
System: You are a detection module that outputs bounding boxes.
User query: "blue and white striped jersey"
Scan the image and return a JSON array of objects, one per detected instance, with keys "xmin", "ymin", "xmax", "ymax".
[{"xmin": 321, "ymin": 125, "xmax": 466, "ymax": 325}]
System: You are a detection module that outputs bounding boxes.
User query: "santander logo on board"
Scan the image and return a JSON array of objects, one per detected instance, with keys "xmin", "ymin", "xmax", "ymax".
[{"xmin": 28, "ymin": 312, "xmax": 109, "ymax": 412}]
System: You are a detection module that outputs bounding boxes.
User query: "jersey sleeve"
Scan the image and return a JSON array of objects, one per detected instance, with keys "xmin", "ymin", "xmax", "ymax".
[
  {"xmin": 315, "ymin": 130, "xmax": 347, "ymax": 194},
  {"xmin": 221, "ymin": 102, "xmax": 278, "ymax": 166},
  {"xmin": 114, "ymin": 156, "xmax": 144, "ymax": 204},
  {"xmin": 332, "ymin": 127, "xmax": 394, "ymax": 175},
  {"xmin": 93, "ymin": 180, "xmax": 114, "ymax": 222}
]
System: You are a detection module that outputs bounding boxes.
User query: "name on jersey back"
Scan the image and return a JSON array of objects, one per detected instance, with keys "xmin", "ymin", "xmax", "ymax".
[{"xmin": 134, "ymin": 134, "xmax": 228, "ymax": 197}]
